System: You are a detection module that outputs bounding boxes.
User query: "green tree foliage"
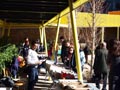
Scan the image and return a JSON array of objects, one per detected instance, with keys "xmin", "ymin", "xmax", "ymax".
[{"xmin": 0, "ymin": 44, "xmax": 18, "ymax": 74}]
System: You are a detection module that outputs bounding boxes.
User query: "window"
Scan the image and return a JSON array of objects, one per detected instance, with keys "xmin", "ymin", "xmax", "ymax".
[{"xmin": 116, "ymin": 2, "xmax": 120, "ymax": 10}]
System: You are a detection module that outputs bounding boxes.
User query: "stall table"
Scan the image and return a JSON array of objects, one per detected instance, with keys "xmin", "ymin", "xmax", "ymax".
[{"xmin": 45, "ymin": 60, "xmax": 99, "ymax": 90}]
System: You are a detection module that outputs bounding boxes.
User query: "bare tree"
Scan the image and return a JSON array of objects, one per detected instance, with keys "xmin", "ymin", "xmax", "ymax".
[{"xmin": 76, "ymin": 0, "xmax": 107, "ymax": 77}]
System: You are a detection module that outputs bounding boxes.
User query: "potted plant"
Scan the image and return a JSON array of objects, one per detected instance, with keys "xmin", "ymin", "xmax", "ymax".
[{"xmin": 0, "ymin": 44, "xmax": 18, "ymax": 77}]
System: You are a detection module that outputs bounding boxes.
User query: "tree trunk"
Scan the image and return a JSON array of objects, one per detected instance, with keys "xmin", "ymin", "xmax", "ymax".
[{"xmin": 90, "ymin": 0, "xmax": 96, "ymax": 78}]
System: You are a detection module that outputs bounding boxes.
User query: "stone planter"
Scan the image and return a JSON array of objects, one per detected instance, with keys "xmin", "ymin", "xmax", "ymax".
[{"xmin": 58, "ymin": 80, "xmax": 91, "ymax": 90}]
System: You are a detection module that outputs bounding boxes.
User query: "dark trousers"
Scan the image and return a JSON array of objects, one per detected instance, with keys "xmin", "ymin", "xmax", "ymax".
[
  {"xmin": 95, "ymin": 72, "xmax": 107, "ymax": 90},
  {"xmin": 27, "ymin": 66, "xmax": 38, "ymax": 90},
  {"xmin": 109, "ymin": 72, "xmax": 120, "ymax": 90}
]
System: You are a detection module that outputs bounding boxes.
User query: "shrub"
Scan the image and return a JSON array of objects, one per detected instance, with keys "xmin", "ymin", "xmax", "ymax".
[{"xmin": 0, "ymin": 44, "xmax": 18, "ymax": 75}]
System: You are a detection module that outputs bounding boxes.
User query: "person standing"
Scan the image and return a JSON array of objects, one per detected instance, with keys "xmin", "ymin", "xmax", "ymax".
[
  {"xmin": 22, "ymin": 37, "xmax": 30, "ymax": 61},
  {"xmin": 36, "ymin": 39, "xmax": 45, "ymax": 53},
  {"xmin": 62, "ymin": 40, "xmax": 71, "ymax": 65},
  {"xmin": 83, "ymin": 43, "xmax": 91, "ymax": 63},
  {"xmin": 71, "ymin": 43, "xmax": 86, "ymax": 72},
  {"xmin": 60, "ymin": 36, "xmax": 66, "ymax": 63},
  {"xmin": 107, "ymin": 39, "xmax": 120, "ymax": 90},
  {"xmin": 39, "ymin": 42, "xmax": 45, "ymax": 52},
  {"xmin": 27, "ymin": 41, "xmax": 43, "ymax": 90},
  {"xmin": 93, "ymin": 42, "xmax": 108, "ymax": 90},
  {"xmin": 64, "ymin": 46, "xmax": 74, "ymax": 68}
]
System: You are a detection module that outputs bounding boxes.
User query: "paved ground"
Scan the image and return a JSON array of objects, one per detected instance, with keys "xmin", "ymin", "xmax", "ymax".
[
  {"xmin": 34, "ymin": 74, "xmax": 53, "ymax": 90},
  {"xmin": 89, "ymin": 83, "xmax": 109, "ymax": 90}
]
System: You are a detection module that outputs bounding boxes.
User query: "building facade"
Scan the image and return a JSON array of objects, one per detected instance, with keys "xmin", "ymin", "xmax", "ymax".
[{"xmin": 107, "ymin": 0, "xmax": 120, "ymax": 11}]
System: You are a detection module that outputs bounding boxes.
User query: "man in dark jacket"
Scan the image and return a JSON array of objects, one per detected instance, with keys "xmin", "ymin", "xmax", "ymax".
[
  {"xmin": 93, "ymin": 42, "xmax": 108, "ymax": 90},
  {"xmin": 60, "ymin": 36, "xmax": 66, "ymax": 63}
]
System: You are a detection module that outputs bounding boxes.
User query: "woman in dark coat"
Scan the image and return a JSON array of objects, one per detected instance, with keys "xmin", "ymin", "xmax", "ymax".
[
  {"xmin": 93, "ymin": 42, "xmax": 108, "ymax": 90},
  {"xmin": 107, "ymin": 39, "xmax": 120, "ymax": 90}
]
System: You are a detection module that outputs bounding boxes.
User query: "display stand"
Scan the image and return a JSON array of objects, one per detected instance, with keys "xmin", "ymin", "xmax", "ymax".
[{"xmin": 45, "ymin": 60, "xmax": 99, "ymax": 90}]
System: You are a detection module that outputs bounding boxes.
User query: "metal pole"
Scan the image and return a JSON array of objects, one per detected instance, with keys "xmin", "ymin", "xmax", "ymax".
[
  {"xmin": 68, "ymin": 0, "xmax": 83, "ymax": 82},
  {"xmin": 117, "ymin": 27, "xmax": 119, "ymax": 40},
  {"xmin": 54, "ymin": 15, "xmax": 61, "ymax": 51},
  {"xmin": 43, "ymin": 26, "xmax": 48, "ymax": 56},
  {"xmin": 39, "ymin": 26, "xmax": 42, "ymax": 42},
  {"xmin": 101, "ymin": 27, "xmax": 104, "ymax": 42},
  {"xmin": 68, "ymin": 13, "xmax": 71, "ymax": 41},
  {"xmin": 2, "ymin": 20, "xmax": 6, "ymax": 37},
  {"xmin": 8, "ymin": 24, "xmax": 11, "ymax": 37},
  {"xmin": 41, "ymin": 27, "xmax": 44, "ymax": 44}
]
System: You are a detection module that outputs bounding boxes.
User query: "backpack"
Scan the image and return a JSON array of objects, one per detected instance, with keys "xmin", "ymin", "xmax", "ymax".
[{"xmin": 0, "ymin": 76, "xmax": 14, "ymax": 87}]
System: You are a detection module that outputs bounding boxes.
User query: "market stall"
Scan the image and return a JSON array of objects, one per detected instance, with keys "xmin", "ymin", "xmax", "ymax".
[{"xmin": 45, "ymin": 60, "xmax": 98, "ymax": 90}]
